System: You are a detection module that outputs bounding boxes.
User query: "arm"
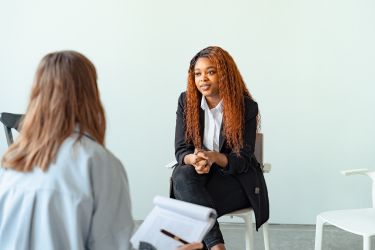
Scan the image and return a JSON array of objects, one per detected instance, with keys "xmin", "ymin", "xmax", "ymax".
[
  {"xmin": 175, "ymin": 92, "xmax": 195, "ymax": 165},
  {"xmin": 87, "ymin": 150, "xmax": 134, "ymax": 250},
  {"xmin": 177, "ymin": 242, "xmax": 204, "ymax": 250},
  {"xmin": 221, "ymin": 99, "xmax": 258, "ymax": 175},
  {"xmin": 194, "ymin": 99, "xmax": 258, "ymax": 175},
  {"xmin": 174, "ymin": 93, "xmax": 211, "ymax": 173}
]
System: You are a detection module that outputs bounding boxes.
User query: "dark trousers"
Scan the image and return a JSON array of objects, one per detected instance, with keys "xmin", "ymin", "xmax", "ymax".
[{"xmin": 172, "ymin": 164, "xmax": 250, "ymax": 249}]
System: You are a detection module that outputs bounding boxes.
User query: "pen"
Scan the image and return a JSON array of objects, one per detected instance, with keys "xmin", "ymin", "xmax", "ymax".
[{"xmin": 160, "ymin": 229, "xmax": 190, "ymax": 244}]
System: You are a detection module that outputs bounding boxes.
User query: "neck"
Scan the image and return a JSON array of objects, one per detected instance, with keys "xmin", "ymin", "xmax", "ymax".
[{"xmin": 205, "ymin": 96, "xmax": 220, "ymax": 109}]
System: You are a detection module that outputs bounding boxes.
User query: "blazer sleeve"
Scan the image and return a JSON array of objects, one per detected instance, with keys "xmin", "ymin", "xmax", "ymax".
[
  {"xmin": 174, "ymin": 92, "xmax": 195, "ymax": 165},
  {"xmin": 221, "ymin": 98, "xmax": 258, "ymax": 175}
]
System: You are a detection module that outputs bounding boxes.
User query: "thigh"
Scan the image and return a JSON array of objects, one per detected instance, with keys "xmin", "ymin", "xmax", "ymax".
[
  {"xmin": 206, "ymin": 166, "xmax": 250, "ymax": 217},
  {"xmin": 171, "ymin": 164, "xmax": 215, "ymax": 208},
  {"xmin": 172, "ymin": 164, "xmax": 210, "ymax": 185}
]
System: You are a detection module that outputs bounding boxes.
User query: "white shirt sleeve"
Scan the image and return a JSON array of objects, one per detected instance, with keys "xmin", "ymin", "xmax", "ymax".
[{"xmin": 87, "ymin": 150, "xmax": 135, "ymax": 250}]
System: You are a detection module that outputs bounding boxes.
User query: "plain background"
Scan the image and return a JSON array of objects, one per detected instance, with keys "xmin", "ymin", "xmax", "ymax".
[{"xmin": 0, "ymin": 0, "xmax": 374, "ymax": 224}]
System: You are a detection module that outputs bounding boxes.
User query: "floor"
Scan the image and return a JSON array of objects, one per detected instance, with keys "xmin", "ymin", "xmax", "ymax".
[
  {"xmin": 220, "ymin": 223, "xmax": 374, "ymax": 250},
  {"xmin": 135, "ymin": 221, "xmax": 375, "ymax": 250}
]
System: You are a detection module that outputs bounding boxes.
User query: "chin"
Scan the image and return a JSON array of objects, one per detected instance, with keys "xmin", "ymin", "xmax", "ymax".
[{"xmin": 200, "ymin": 91, "xmax": 212, "ymax": 97}]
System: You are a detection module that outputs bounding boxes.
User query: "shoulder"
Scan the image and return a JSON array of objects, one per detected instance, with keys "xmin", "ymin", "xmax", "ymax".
[
  {"xmin": 177, "ymin": 91, "xmax": 188, "ymax": 112},
  {"xmin": 243, "ymin": 96, "xmax": 258, "ymax": 118},
  {"xmin": 60, "ymin": 134, "xmax": 125, "ymax": 174},
  {"xmin": 81, "ymin": 135, "xmax": 123, "ymax": 168},
  {"xmin": 178, "ymin": 91, "xmax": 187, "ymax": 103}
]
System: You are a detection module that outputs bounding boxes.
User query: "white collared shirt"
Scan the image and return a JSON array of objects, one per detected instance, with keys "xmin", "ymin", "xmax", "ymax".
[
  {"xmin": 0, "ymin": 133, "xmax": 134, "ymax": 250},
  {"xmin": 201, "ymin": 97, "xmax": 223, "ymax": 152}
]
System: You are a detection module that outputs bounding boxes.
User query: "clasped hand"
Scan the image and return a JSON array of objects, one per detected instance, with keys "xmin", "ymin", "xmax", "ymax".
[{"xmin": 191, "ymin": 149, "xmax": 216, "ymax": 174}]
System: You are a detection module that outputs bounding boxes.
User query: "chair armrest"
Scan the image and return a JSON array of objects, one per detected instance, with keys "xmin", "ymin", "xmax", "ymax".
[
  {"xmin": 262, "ymin": 163, "xmax": 271, "ymax": 173},
  {"xmin": 165, "ymin": 160, "xmax": 178, "ymax": 168},
  {"xmin": 341, "ymin": 168, "xmax": 370, "ymax": 176}
]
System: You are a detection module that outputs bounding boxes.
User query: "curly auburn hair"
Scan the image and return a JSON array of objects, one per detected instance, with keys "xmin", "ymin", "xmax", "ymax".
[{"xmin": 185, "ymin": 46, "xmax": 259, "ymax": 154}]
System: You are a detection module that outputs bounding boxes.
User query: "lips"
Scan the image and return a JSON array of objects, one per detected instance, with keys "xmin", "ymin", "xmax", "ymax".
[{"xmin": 200, "ymin": 83, "xmax": 211, "ymax": 91}]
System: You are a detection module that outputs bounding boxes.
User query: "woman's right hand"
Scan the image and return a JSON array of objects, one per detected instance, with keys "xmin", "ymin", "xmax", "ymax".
[
  {"xmin": 177, "ymin": 242, "xmax": 204, "ymax": 250},
  {"xmin": 183, "ymin": 152, "xmax": 209, "ymax": 174}
]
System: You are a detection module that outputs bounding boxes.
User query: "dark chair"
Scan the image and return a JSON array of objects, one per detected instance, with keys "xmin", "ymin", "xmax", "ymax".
[{"xmin": 0, "ymin": 112, "xmax": 24, "ymax": 146}]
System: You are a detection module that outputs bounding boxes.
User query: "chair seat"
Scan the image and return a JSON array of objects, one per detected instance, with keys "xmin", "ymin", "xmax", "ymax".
[
  {"xmin": 227, "ymin": 208, "xmax": 253, "ymax": 216},
  {"xmin": 318, "ymin": 208, "xmax": 375, "ymax": 236}
]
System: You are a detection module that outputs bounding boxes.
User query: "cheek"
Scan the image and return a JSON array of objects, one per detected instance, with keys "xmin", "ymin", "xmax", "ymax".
[
  {"xmin": 194, "ymin": 81, "xmax": 200, "ymax": 90},
  {"xmin": 213, "ymin": 83, "xmax": 220, "ymax": 92},
  {"xmin": 210, "ymin": 75, "xmax": 218, "ymax": 84}
]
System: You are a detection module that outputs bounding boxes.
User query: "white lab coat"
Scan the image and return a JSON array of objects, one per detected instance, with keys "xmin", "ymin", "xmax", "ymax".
[{"xmin": 0, "ymin": 133, "xmax": 134, "ymax": 250}]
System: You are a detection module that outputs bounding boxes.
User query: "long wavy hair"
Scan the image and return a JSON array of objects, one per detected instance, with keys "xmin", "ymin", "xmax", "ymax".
[
  {"xmin": 185, "ymin": 46, "xmax": 259, "ymax": 154},
  {"xmin": 2, "ymin": 51, "xmax": 106, "ymax": 172}
]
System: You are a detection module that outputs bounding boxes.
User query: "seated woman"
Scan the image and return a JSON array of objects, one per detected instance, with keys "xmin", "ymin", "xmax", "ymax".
[
  {"xmin": 172, "ymin": 46, "xmax": 269, "ymax": 250},
  {"xmin": 0, "ymin": 51, "xmax": 202, "ymax": 250}
]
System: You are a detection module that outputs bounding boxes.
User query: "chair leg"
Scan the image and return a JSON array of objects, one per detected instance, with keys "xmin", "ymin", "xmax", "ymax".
[
  {"xmin": 262, "ymin": 222, "xmax": 270, "ymax": 250},
  {"xmin": 314, "ymin": 215, "xmax": 325, "ymax": 250},
  {"xmin": 363, "ymin": 236, "xmax": 371, "ymax": 250},
  {"xmin": 244, "ymin": 215, "xmax": 255, "ymax": 250}
]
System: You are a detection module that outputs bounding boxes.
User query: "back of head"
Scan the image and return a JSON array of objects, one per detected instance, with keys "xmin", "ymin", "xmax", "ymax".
[{"xmin": 2, "ymin": 50, "xmax": 106, "ymax": 172}]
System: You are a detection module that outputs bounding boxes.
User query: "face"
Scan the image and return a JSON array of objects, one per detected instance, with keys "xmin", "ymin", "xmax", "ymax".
[{"xmin": 194, "ymin": 57, "xmax": 219, "ymax": 99}]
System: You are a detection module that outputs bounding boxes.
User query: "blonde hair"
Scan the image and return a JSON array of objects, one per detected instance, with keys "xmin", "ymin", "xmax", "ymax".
[{"xmin": 2, "ymin": 51, "xmax": 106, "ymax": 171}]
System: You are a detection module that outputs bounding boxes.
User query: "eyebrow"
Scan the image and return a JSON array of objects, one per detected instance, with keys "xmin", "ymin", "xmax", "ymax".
[{"xmin": 194, "ymin": 66, "xmax": 216, "ymax": 71}]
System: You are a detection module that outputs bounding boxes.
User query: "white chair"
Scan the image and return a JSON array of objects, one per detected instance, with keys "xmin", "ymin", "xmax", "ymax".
[
  {"xmin": 226, "ymin": 160, "xmax": 271, "ymax": 250},
  {"xmin": 314, "ymin": 169, "xmax": 375, "ymax": 250},
  {"xmin": 166, "ymin": 133, "xmax": 271, "ymax": 250}
]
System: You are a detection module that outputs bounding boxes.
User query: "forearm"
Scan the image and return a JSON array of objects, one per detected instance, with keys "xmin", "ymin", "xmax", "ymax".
[{"xmin": 212, "ymin": 152, "xmax": 228, "ymax": 168}]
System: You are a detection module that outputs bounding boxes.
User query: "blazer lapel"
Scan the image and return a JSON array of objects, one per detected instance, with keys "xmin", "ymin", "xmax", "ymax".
[
  {"xmin": 199, "ymin": 107, "xmax": 204, "ymax": 148},
  {"xmin": 219, "ymin": 123, "xmax": 225, "ymax": 151}
]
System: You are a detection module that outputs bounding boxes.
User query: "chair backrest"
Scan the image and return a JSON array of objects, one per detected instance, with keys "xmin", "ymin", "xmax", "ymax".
[
  {"xmin": 0, "ymin": 112, "xmax": 24, "ymax": 146},
  {"xmin": 254, "ymin": 133, "xmax": 263, "ymax": 165},
  {"xmin": 365, "ymin": 171, "xmax": 375, "ymax": 208}
]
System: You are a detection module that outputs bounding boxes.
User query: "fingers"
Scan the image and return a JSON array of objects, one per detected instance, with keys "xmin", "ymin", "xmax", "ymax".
[
  {"xmin": 196, "ymin": 151, "xmax": 209, "ymax": 160},
  {"xmin": 195, "ymin": 158, "xmax": 207, "ymax": 166},
  {"xmin": 194, "ymin": 163, "xmax": 211, "ymax": 174},
  {"xmin": 196, "ymin": 158, "xmax": 213, "ymax": 168},
  {"xmin": 177, "ymin": 242, "xmax": 204, "ymax": 250},
  {"xmin": 192, "ymin": 149, "xmax": 214, "ymax": 175}
]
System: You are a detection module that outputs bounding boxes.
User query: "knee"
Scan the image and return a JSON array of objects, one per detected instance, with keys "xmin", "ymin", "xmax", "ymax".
[{"xmin": 172, "ymin": 164, "xmax": 197, "ymax": 183}]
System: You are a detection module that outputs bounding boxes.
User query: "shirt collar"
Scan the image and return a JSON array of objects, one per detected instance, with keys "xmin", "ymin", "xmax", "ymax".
[
  {"xmin": 201, "ymin": 97, "xmax": 223, "ymax": 112},
  {"xmin": 74, "ymin": 125, "xmax": 96, "ymax": 141}
]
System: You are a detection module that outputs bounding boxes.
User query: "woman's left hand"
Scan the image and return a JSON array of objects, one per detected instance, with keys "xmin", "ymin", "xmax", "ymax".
[
  {"xmin": 194, "ymin": 151, "xmax": 215, "ymax": 174},
  {"xmin": 176, "ymin": 242, "xmax": 204, "ymax": 250},
  {"xmin": 197, "ymin": 151, "xmax": 228, "ymax": 169}
]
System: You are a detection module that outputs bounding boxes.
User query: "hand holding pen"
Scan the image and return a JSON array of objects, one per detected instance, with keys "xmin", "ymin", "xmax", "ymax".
[
  {"xmin": 161, "ymin": 229, "xmax": 204, "ymax": 250},
  {"xmin": 177, "ymin": 242, "xmax": 204, "ymax": 250}
]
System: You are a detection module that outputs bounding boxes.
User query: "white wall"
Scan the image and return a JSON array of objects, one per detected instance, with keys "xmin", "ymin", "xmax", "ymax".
[{"xmin": 0, "ymin": 0, "xmax": 374, "ymax": 224}]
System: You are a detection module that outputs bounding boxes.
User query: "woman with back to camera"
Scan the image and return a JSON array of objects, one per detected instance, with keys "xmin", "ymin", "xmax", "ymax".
[
  {"xmin": 171, "ymin": 46, "xmax": 269, "ymax": 250},
  {"xmin": 0, "ymin": 51, "xmax": 202, "ymax": 250}
]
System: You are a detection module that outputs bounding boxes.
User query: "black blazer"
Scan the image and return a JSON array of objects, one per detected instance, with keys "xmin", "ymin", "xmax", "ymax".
[{"xmin": 174, "ymin": 92, "xmax": 269, "ymax": 230}]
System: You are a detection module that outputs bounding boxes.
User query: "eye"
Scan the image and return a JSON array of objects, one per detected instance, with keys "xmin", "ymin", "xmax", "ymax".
[
  {"xmin": 194, "ymin": 72, "xmax": 201, "ymax": 77},
  {"xmin": 208, "ymin": 70, "xmax": 216, "ymax": 75}
]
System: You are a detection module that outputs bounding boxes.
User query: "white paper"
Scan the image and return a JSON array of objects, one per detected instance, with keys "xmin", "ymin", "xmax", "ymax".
[{"xmin": 130, "ymin": 196, "xmax": 217, "ymax": 250}]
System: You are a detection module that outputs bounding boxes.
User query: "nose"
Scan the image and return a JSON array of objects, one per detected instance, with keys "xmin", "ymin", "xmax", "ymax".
[{"xmin": 200, "ymin": 73, "xmax": 208, "ymax": 82}]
